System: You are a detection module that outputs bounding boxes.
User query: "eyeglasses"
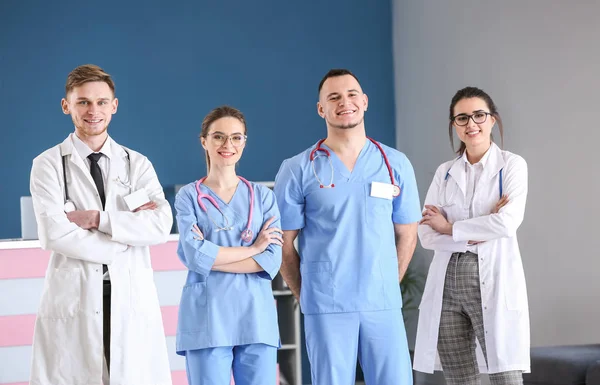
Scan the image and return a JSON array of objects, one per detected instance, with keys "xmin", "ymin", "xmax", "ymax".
[
  {"xmin": 452, "ymin": 112, "xmax": 492, "ymax": 126},
  {"xmin": 207, "ymin": 132, "xmax": 247, "ymax": 147}
]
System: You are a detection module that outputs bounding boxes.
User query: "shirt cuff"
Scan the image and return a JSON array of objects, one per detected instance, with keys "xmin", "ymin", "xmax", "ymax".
[{"xmin": 98, "ymin": 211, "xmax": 112, "ymax": 235}]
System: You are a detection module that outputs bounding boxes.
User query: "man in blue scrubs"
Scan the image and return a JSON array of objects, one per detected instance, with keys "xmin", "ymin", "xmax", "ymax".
[{"xmin": 274, "ymin": 69, "xmax": 421, "ymax": 385}]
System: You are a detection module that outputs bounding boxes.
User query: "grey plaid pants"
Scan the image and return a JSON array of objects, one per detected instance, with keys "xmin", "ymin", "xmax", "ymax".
[{"xmin": 437, "ymin": 252, "xmax": 523, "ymax": 385}]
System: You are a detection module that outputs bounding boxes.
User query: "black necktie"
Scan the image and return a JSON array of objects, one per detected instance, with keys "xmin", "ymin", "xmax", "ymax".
[
  {"xmin": 88, "ymin": 153, "xmax": 106, "ymax": 209},
  {"xmin": 88, "ymin": 153, "xmax": 108, "ymax": 275}
]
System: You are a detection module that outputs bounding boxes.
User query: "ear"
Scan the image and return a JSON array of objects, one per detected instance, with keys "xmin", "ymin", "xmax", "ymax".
[
  {"xmin": 112, "ymin": 98, "xmax": 119, "ymax": 114},
  {"xmin": 61, "ymin": 98, "xmax": 70, "ymax": 115},
  {"xmin": 490, "ymin": 115, "xmax": 496, "ymax": 126},
  {"xmin": 316, "ymin": 102, "xmax": 325, "ymax": 119},
  {"xmin": 200, "ymin": 136, "xmax": 207, "ymax": 150},
  {"xmin": 363, "ymin": 93, "xmax": 369, "ymax": 111}
]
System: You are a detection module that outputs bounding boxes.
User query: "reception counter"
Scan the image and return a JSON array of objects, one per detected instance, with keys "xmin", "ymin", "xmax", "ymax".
[{"xmin": 0, "ymin": 235, "xmax": 192, "ymax": 385}]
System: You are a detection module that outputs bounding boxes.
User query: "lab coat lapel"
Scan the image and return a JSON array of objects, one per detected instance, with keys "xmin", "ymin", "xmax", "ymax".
[
  {"xmin": 105, "ymin": 139, "xmax": 130, "ymax": 211},
  {"xmin": 481, "ymin": 142, "xmax": 506, "ymax": 183},
  {"xmin": 446, "ymin": 156, "xmax": 467, "ymax": 197},
  {"xmin": 59, "ymin": 135, "xmax": 97, "ymax": 190}
]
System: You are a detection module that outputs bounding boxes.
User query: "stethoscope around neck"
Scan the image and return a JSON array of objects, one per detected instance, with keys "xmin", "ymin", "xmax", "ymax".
[
  {"xmin": 195, "ymin": 176, "xmax": 255, "ymax": 243},
  {"xmin": 61, "ymin": 150, "xmax": 131, "ymax": 212},
  {"xmin": 309, "ymin": 137, "xmax": 400, "ymax": 197}
]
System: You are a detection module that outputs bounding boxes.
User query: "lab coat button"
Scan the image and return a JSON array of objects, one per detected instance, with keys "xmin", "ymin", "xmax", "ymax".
[
  {"xmin": 95, "ymin": 311, "xmax": 100, "ymax": 315},
  {"xmin": 95, "ymin": 269, "xmax": 99, "ymax": 273}
]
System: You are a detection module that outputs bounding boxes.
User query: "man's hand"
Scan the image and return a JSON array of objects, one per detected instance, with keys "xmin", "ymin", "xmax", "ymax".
[
  {"xmin": 67, "ymin": 210, "xmax": 100, "ymax": 230},
  {"xmin": 133, "ymin": 201, "xmax": 158, "ymax": 212}
]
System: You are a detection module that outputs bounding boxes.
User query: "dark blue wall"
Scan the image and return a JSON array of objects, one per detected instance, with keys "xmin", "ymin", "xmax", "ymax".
[
  {"xmin": 0, "ymin": 0, "xmax": 394, "ymax": 240},
  {"xmin": 1, "ymin": 2, "xmax": 394, "ymax": 379}
]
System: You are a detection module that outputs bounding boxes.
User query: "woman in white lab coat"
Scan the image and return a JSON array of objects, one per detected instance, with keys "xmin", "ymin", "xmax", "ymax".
[{"xmin": 413, "ymin": 87, "xmax": 529, "ymax": 385}]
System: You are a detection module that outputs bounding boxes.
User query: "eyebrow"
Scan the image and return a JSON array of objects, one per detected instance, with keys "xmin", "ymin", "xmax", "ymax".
[
  {"xmin": 211, "ymin": 131, "xmax": 244, "ymax": 135},
  {"xmin": 325, "ymin": 89, "xmax": 361, "ymax": 99},
  {"xmin": 75, "ymin": 97, "xmax": 111, "ymax": 101},
  {"xmin": 456, "ymin": 109, "xmax": 487, "ymax": 115}
]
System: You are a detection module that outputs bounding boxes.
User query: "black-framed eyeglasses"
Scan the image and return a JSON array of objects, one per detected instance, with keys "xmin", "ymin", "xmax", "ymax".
[
  {"xmin": 208, "ymin": 132, "xmax": 247, "ymax": 147},
  {"xmin": 452, "ymin": 112, "xmax": 492, "ymax": 126}
]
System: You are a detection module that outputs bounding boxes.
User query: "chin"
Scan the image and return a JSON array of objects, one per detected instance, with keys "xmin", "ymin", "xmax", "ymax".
[{"xmin": 334, "ymin": 120, "xmax": 362, "ymax": 130}]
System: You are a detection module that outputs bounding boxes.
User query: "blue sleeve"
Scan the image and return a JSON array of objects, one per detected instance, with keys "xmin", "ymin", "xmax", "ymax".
[
  {"xmin": 274, "ymin": 159, "xmax": 305, "ymax": 231},
  {"xmin": 174, "ymin": 186, "xmax": 220, "ymax": 277},
  {"xmin": 252, "ymin": 187, "xmax": 282, "ymax": 280},
  {"xmin": 392, "ymin": 154, "xmax": 422, "ymax": 224}
]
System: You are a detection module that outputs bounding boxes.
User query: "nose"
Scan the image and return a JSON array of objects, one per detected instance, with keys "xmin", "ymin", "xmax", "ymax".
[
  {"xmin": 87, "ymin": 103, "xmax": 99, "ymax": 113},
  {"xmin": 338, "ymin": 95, "xmax": 350, "ymax": 106},
  {"xmin": 221, "ymin": 136, "xmax": 234, "ymax": 149},
  {"xmin": 466, "ymin": 116, "xmax": 478, "ymax": 128}
]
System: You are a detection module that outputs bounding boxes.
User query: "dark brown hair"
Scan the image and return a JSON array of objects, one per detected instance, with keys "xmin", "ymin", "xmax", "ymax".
[
  {"xmin": 199, "ymin": 106, "xmax": 247, "ymax": 173},
  {"xmin": 449, "ymin": 86, "xmax": 504, "ymax": 155},
  {"xmin": 65, "ymin": 64, "xmax": 115, "ymax": 97},
  {"xmin": 318, "ymin": 68, "xmax": 360, "ymax": 96}
]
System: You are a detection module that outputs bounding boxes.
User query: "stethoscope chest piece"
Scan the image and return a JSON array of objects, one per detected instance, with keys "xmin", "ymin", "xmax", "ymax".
[
  {"xmin": 392, "ymin": 185, "xmax": 400, "ymax": 197},
  {"xmin": 241, "ymin": 228, "xmax": 254, "ymax": 243}
]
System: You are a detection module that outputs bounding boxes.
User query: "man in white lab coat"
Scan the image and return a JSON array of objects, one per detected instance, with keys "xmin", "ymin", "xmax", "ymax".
[{"xmin": 29, "ymin": 64, "xmax": 173, "ymax": 385}]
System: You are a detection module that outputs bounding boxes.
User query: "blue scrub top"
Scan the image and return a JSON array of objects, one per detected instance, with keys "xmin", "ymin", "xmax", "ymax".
[
  {"xmin": 274, "ymin": 139, "xmax": 421, "ymax": 315},
  {"xmin": 174, "ymin": 180, "xmax": 282, "ymax": 354}
]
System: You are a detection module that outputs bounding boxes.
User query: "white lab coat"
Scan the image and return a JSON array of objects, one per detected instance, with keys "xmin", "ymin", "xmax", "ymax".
[
  {"xmin": 29, "ymin": 134, "xmax": 173, "ymax": 385},
  {"xmin": 413, "ymin": 142, "xmax": 530, "ymax": 374}
]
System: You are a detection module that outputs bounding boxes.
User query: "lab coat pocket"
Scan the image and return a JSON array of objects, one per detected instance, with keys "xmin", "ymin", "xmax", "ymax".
[
  {"xmin": 300, "ymin": 261, "xmax": 334, "ymax": 314},
  {"xmin": 130, "ymin": 268, "xmax": 160, "ymax": 315},
  {"xmin": 39, "ymin": 268, "xmax": 81, "ymax": 319},
  {"xmin": 364, "ymin": 185, "xmax": 392, "ymax": 225},
  {"xmin": 178, "ymin": 282, "xmax": 208, "ymax": 333}
]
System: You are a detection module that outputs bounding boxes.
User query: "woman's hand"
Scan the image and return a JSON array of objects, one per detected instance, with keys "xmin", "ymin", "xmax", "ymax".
[
  {"xmin": 251, "ymin": 216, "xmax": 284, "ymax": 254},
  {"xmin": 492, "ymin": 195, "xmax": 509, "ymax": 214},
  {"xmin": 420, "ymin": 205, "xmax": 452, "ymax": 235}
]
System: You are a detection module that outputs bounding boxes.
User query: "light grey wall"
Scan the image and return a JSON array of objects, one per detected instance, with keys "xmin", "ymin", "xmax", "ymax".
[{"xmin": 393, "ymin": 0, "xmax": 600, "ymax": 350}]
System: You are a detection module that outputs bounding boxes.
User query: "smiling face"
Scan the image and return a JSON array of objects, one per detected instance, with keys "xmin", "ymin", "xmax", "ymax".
[
  {"xmin": 452, "ymin": 97, "xmax": 495, "ymax": 151},
  {"xmin": 317, "ymin": 74, "xmax": 368, "ymax": 130},
  {"xmin": 61, "ymin": 81, "xmax": 118, "ymax": 142},
  {"xmin": 201, "ymin": 117, "xmax": 246, "ymax": 170}
]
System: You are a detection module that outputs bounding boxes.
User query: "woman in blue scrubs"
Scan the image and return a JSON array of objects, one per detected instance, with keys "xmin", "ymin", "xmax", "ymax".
[{"xmin": 174, "ymin": 106, "xmax": 283, "ymax": 385}]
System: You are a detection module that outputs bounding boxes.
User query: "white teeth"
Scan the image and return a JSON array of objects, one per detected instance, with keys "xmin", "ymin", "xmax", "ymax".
[
  {"xmin": 339, "ymin": 110, "xmax": 354, "ymax": 115},
  {"xmin": 88, "ymin": 119, "xmax": 101, "ymax": 123}
]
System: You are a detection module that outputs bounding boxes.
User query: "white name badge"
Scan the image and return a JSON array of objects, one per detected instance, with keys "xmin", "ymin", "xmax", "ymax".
[
  {"xmin": 370, "ymin": 182, "xmax": 394, "ymax": 200},
  {"xmin": 123, "ymin": 188, "xmax": 151, "ymax": 211}
]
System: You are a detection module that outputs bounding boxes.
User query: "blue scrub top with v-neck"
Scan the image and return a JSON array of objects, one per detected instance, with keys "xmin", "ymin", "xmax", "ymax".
[
  {"xmin": 174, "ymin": 180, "xmax": 281, "ymax": 354},
  {"xmin": 274, "ymin": 139, "xmax": 421, "ymax": 315}
]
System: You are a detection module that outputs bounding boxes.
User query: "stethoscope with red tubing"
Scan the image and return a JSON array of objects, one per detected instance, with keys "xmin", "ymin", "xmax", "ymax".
[
  {"xmin": 195, "ymin": 176, "xmax": 255, "ymax": 243},
  {"xmin": 310, "ymin": 137, "xmax": 401, "ymax": 197}
]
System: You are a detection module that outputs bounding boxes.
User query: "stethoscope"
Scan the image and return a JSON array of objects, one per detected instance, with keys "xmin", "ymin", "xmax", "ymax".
[
  {"xmin": 61, "ymin": 150, "xmax": 132, "ymax": 213},
  {"xmin": 195, "ymin": 176, "xmax": 255, "ymax": 243},
  {"xmin": 309, "ymin": 137, "xmax": 401, "ymax": 197},
  {"xmin": 438, "ymin": 158, "xmax": 503, "ymax": 207}
]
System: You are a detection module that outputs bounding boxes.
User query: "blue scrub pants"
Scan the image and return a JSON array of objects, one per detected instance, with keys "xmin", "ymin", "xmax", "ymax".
[
  {"xmin": 185, "ymin": 344, "xmax": 277, "ymax": 385},
  {"xmin": 304, "ymin": 308, "xmax": 412, "ymax": 385}
]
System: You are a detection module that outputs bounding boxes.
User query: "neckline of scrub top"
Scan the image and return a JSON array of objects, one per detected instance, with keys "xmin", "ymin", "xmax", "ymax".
[
  {"xmin": 196, "ymin": 180, "xmax": 248, "ymax": 226},
  {"xmin": 320, "ymin": 139, "xmax": 371, "ymax": 180},
  {"xmin": 198, "ymin": 179, "xmax": 243, "ymax": 206}
]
